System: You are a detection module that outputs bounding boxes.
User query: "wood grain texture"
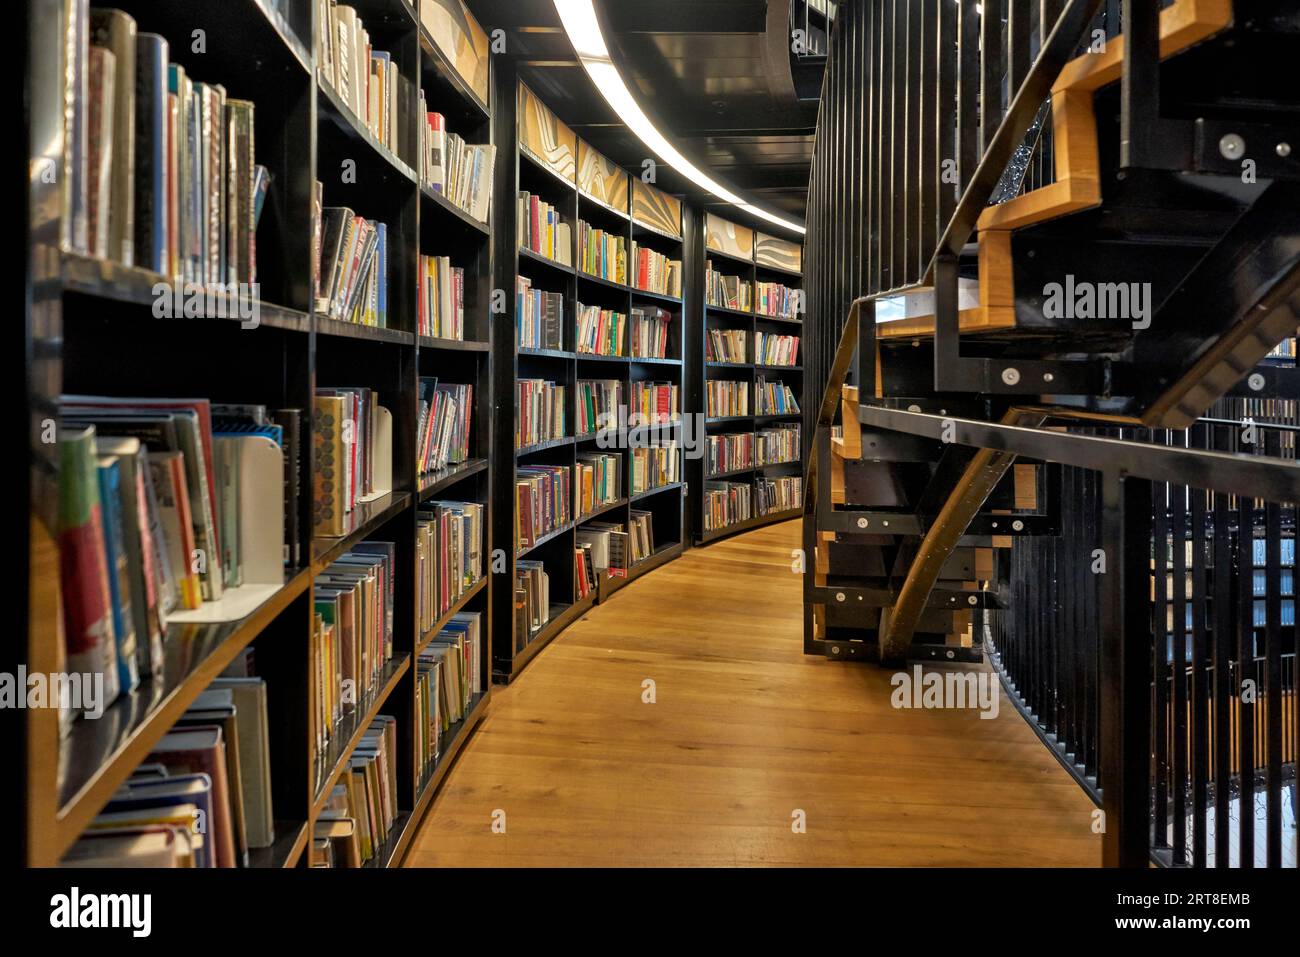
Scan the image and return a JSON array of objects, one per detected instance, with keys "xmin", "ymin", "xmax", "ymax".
[{"xmin": 407, "ymin": 521, "xmax": 1100, "ymax": 866}]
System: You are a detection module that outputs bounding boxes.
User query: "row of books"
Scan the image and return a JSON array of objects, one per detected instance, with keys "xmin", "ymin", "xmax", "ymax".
[
  {"xmin": 756, "ymin": 332, "xmax": 800, "ymax": 367},
  {"xmin": 417, "ymin": 502, "xmax": 484, "ymax": 635},
  {"xmin": 755, "ymin": 281, "xmax": 802, "ymax": 319},
  {"xmin": 575, "ymin": 538, "xmax": 600, "ymax": 601},
  {"xmin": 630, "ymin": 243, "xmax": 682, "ymax": 298},
  {"xmin": 313, "ymin": 542, "xmax": 397, "ymax": 750},
  {"xmin": 756, "ymin": 376, "xmax": 801, "ymax": 416},
  {"xmin": 315, "ymin": 715, "xmax": 398, "ymax": 866},
  {"xmin": 419, "ymin": 100, "xmax": 495, "ymax": 223},
  {"xmin": 630, "ymin": 306, "xmax": 674, "ymax": 359},
  {"xmin": 573, "ymin": 512, "xmax": 656, "ymax": 584},
  {"xmin": 417, "ymin": 611, "xmax": 484, "ymax": 783},
  {"xmin": 317, "ymin": 2, "xmax": 406, "ymax": 160},
  {"xmin": 756, "ymin": 476, "xmax": 803, "ymax": 515},
  {"xmin": 577, "ymin": 379, "xmax": 622, "ymax": 435},
  {"xmin": 316, "ymin": 202, "xmax": 389, "ymax": 326},
  {"xmin": 576, "ymin": 305, "xmax": 628, "ymax": 356},
  {"xmin": 632, "ymin": 443, "xmax": 681, "ymax": 494},
  {"xmin": 67, "ymin": 7, "xmax": 268, "ymax": 282},
  {"xmin": 578, "ymin": 221, "xmax": 627, "ymax": 283},
  {"xmin": 576, "ymin": 453, "xmax": 622, "ymax": 517},
  {"xmin": 632, "ymin": 382, "xmax": 680, "ymax": 424},
  {"xmin": 1267, "ymin": 337, "xmax": 1296, "ymax": 358},
  {"xmin": 417, "ymin": 379, "xmax": 473, "ymax": 476},
  {"xmin": 708, "ymin": 432, "xmax": 753, "ymax": 476},
  {"xmin": 756, "ymin": 425, "xmax": 802, "ymax": 465},
  {"xmin": 313, "ymin": 387, "xmax": 386, "ymax": 536},
  {"xmin": 518, "ymin": 191, "xmax": 573, "ymax": 265},
  {"xmin": 704, "ymin": 481, "xmax": 753, "ymax": 531},
  {"xmin": 707, "ymin": 379, "xmax": 751, "ymax": 417},
  {"xmin": 57, "ymin": 397, "xmax": 299, "ymax": 714},
  {"xmin": 418, "ymin": 255, "xmax": 464, "ymax": 339},
  {"xmin": 706, "ymin": 263, "xmax": 752, "ymax": 312},
  {"xmin": 517, "ymin": 275, "xmax": 565, "ymax": 350},
  {"xmin": 707, "ymin": 328, "xmax": 748, "ymax": 364},
  {"xmin": 515, "ymin": 465, "xmax": 573, "ymax": 554},
  {"xmin": 61, "ymin": 656, "xmax": 274, "ymax": 867},
  {"xmin": 517, "ymin": 379, "xmax": 567, "ymax": 449},
  {"xmin": 514, "ymin": 560, "xmax": 550, "ymax": 648}
]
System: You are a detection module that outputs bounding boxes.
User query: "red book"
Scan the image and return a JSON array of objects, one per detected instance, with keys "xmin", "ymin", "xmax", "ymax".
[{"xmin": 148, "ymin": 725, "xmax": 237, "ymax": 868}]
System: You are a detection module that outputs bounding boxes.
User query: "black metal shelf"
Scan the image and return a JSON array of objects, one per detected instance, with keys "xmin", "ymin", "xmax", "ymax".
[
  {"xmin": 518, "ymin": 245, "xmax": 577, "ymax": 275},
  {"xmin": 516, "ymin": 435, "xmax": 575, "ymax": 456},
  {"xmin": 419, "ymin": 458, "xmax": 489, "ymax": 500},
  {"xmin": 705, "ymin": 303, "xmax": 755, "ymax": 320},
  {"xmin": 630, "ymin": 481, "xmax": 685, "ymax": 503},
  {"xmin": 577, "ymin": 269, "xmax": 630, "ymax": 293},
  {"xmin": 312, "ymin": 491, "xmax": 413, "ymax": 571},
  {"xmin": 419, "ymin": 335, "xmax": 490, "ymax": 352},
  {"xmin": 420, "ymin": 184, "xmax": 491, "ymax": 236},
  {"xmin": 317, "ymin": 75, "xmax": 417, "ymax": 184},
  {"xmin": 316, "ymin": 315, "xmax": 415, "ymax": 345},
  {"xmin": 631, "ymin": 286, "xmax": 683, "ymax": 306}
]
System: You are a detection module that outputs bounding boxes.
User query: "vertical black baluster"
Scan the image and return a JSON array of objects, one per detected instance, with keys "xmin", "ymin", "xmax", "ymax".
[
  {"xmin": 1237, "ymin": 490, "xmax": 1256, "ymax": 868},
  {"xmin": 880, "ymin": 0, "xmax": 895, "ymax": 292},
  {"xmin": 957, "ymin": 0, "xmax": 981, "ymax": 197},
  {"xmin": 1153, "ymin": 466, "xmax": 1169, "ymax": 850},
  {"xmin": 1212, "ymin": 424, "xmax": 1232, "ymax": 867},
  {"xmin": 891, "ymin": 0, "xmax": 907, "ymax": 289},
  {"xmin": 920, "ymin": 0, "xmax": 939, "ymax": 281},
  {"xmin": 1190, "ymin": 443, "xmax": 1209, "ymax": 868},
  {"xmin": 1263, "ymin": 433, "xmax": 1283, "ymax": 868},
  {"xmin": 1171, "ymin": 463, "xmax": 1188, "ymax": 863},
  {"xmin": 980, "ymin": 0, "xmax": 1005, "ymax": 159},
  {"xmin": 1008, "ymin": 0, "xmax": 1032, "ymax": 106}
]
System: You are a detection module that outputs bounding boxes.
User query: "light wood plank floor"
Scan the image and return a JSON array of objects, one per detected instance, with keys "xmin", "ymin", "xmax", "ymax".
[{"xmin": 407, "ymin": 520, "xmax": 1101, "ymax": 866}]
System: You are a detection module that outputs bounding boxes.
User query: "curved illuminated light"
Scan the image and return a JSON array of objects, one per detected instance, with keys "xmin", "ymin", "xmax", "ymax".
[{"xmin": 553, "ymin": 0, "xmax": 807, "ymax": 236}]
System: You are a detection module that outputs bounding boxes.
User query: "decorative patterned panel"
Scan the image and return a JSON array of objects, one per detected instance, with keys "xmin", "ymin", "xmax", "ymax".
[
  {"xmin": 705, "ymin": 212, "xmax": 754, "ymax": 261},
  {"xmin": 577, "ymin": 141, "xmax": 629, "ymax": 213},
  {"xmin": 420, "ymin": 0, "xmax": 490, "ymax": 106},
  {"xmin": 631, "ymin": 179, "xmax": 682, "ymax": 239},
  {"xmin": 755, "ymin": 231, "xmax": 803, "ymax": 274},
  {"xmin": 518, "ymin": 83, "xmax": 577, "ymax": 184}
]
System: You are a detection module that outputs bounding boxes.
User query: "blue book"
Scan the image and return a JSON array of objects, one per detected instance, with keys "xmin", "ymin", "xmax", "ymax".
[
  {"xmin": 376, "ymin": 222, "xmax": 388, "ymax": 327},
  {"xmin": 96, "ymin": 457, "xmax": 141, "ymax": 694},
  {"xmin": 134, "ymin": 33, "xmax": 169, "ymax": 273},
  {"xmin": 103, "ymin": 773, "xmax": 216, "ymax": 867}
]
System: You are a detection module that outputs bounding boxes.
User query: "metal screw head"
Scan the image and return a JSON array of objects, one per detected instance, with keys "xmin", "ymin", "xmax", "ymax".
[
  {"xmin": 882, "ymin": 520, "xmax": 889, "ymax": 527},
  {"xmin": 945, "ymin": 650, "xmax": 955, "ymax": 660},
  {"xmin": 907, "ymin": 404, "xmax": 921, "ymax": 413},
  {"xmin": 1001, "ymin": 367, "xmax": 1021, "ymax": 386},
  {"xmin": 835, "ymin": 592, "xmax": 846, "ymax": 602},
  {"xmin": 1247, "ymin": 372, "xmax": 1265, "ymax": 392},
  {"xmin": 1043, "ymin": 373, "xmax": 1054, "ymax": 383},
  {"xmin": 1219, "ymin": 133, "xmax": 1246, "ymax": 160},
  {"xmin": 831, "ymin": 645, "xmax": 840, "ymax": 654},
  {"xmin": 1277, "ymin": 142, "xmax": 1292, "ymax": 158},
  {"xmin": 991, "ymin": 521, "xmax": 999, "ymax": 528},
  {"xmin": 1012, "ymin": 519, "xmax": 1025, "ymax": 531},
  {"xmin": 856, "ymin": 517, "xmax": 868, "ymax": 528},
  {"xmin": 968, "ymin": 595, "xmax": 978, "ymax": 606}
]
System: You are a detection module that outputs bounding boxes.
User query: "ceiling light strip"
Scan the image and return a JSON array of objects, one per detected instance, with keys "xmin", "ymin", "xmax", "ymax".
[{"xmin": 552, "ymin": 0, "xmax": 807, "ymax": 236}]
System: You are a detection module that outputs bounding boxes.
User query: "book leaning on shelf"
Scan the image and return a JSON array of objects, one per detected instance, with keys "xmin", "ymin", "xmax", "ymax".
[
  {"xmin": 419, "ymin": 97, "xmax": 496, "ymax": 224},
  {"xmin": 518, "ymin": 191, "xmax": 573, "ymax": 265},
  {"xmin": 576, "ymin": 304, "xmax": 627, "ymax": 356},
  {"xmin": 417, "ymin": 378, "xmax": 473, "ymax": 476},
  {"xmin": 630, "ymin": 243, "xmax": 682, "ymax": 298},
  {"xmin": 578, "ymin": 521, "xmax": 629, "ymax": 579},
  {"xmin": 62, "ymin": 651, "xmax": 276, "ymax": 866},
  {"xmin": 628, "ymin": 510, "xmax": 655, "ymax": 564},
  {"xmin": 578, "ymin": 220, "xmax": 626, "ymax": 283},
  {"xmin": 707, "ymin": 380, "xmax": 750, "ymax": 417},
  {"xmin": 516, "ymin": 379, "xmax": 567, "ymax": 448},
  {"xmin": 64, "ymin": 6, "xmax": 269, "ymax": 281},
  {"xmin": 575, "ymin": 539, "xmax": 599, "ymax": 601},
  {"xmin": 313, "ymin": 388, "xmax": 392, "ymax": 536},
  {"xmin": 515, "ymin": 465, "xmax": 573, "ymax": 553},
  {"xmin": 317, "ymin": 203, "xmax": 389, "ymax": 326},
  {"xmin": 315, "ymin": 716, "xmax": 398, "ymax": 866},
  {"xmin": 630, "ymin": 306, "xmax": 672, "ymax": 359},
  {"xmin": 517, "ymin": 275, "xmax": 565, "ymax": 350},
  {"xmin": 576, "ymin": 453, "xmax": 621, "ymax": 517},
  {"xmin": 706, "ymin": 262, "xmax": 752, "ymax": 312},
  {"xmin": 417, "ymin": 501, "xmax": 484, "ymax": 634},
  {"xmin": 419, "ymin": 255, "xmax": 464, "ymax": 339},
  {"xmin": 704, "ymin": 481, "xmax": 753, "ymax": 531},
  {"xmin": 755, "ymin": 331, "xmax": 800, "ymax": 367},
  {"xmin": 631, "ymin": 381, "xmax": 679, "ymax": 425},
  {"xmin": 706, "ymin": 328, "xmax": 748, "ymax": 364},
  {"xmin": 417, "ymin": 610, "xmax": 484, "ymax": 781},
  {"xmin": 632, "ymin": 442, "xmax": 680, "ymax": 495},
  {"xmin": 756, "ymin": 376, "xmax": 801, "ymax": 416},
  {"xmin": 577, "ymin": 379, "xmax": 622, "ymax": 435},
  {"xmin": 317, "ymin": 1, "xmax": 406, "ymax": 159},
  {"xmin": 314, "ymin": 542, "xmax": 398, "ymax": 753},
  {"xmin": 514, "ymin": 560, "xmax": 550, "ymax": 648}
]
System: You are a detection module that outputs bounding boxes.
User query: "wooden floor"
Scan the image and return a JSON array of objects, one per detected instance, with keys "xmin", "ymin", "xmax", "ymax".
[{"xmin": 407, "ymin": 520, "xmax": 1100, "ymax": 866}]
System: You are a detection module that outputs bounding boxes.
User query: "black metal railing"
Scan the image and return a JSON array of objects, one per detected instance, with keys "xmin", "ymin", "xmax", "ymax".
[{"xmin": 790, "ymin": 0, "xmax": 836, "ymax": 58}]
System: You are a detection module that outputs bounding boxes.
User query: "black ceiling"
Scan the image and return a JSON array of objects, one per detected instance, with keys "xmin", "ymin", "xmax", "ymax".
[{"xmin": 466, "ymin": 0, "xmax": 817, "ymax": 228}]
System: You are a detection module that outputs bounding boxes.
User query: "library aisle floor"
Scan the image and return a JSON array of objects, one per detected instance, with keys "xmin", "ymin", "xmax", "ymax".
[{"xmin": 408, "ymin": 521, "xmax": 1100, "ymax": 867}]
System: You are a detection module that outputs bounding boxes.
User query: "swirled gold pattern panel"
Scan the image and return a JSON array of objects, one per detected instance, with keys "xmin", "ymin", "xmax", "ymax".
[
  {"xmin": 755, "ymin": 232, "xmax": 802, "ymax": 274},
  {"xmin": 578, "ymin": 141, "xmax": 629, "ymax": 213},
  {"xmin": 420, "ymin": 0, "xmax": 490, "ymax": 106},
  {"xmin": 705, "ymin": 212, "xmax": 753, "ymax": 261},
  {"xmin": 631, "ymin": 179, "xmax": 682, "ymax": 239},
  {"xmin": 518, "ymin": 83, "xmax": 577, "ymax": 184}
]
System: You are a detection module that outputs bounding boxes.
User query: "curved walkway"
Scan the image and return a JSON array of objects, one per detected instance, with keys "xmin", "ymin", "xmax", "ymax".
[{"xmin": 407, "ymin": 520, "xmax": 1100, "ymax": 866}]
